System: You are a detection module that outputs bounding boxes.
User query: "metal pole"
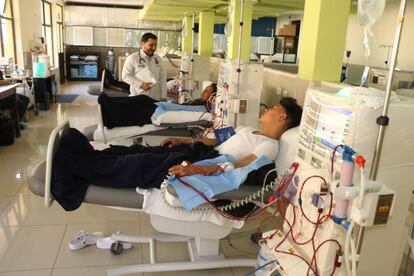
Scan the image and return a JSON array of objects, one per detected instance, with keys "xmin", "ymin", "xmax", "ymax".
[
  {"xmin": 191, "ymin": 13, "xmax": 195, "ymax": 82},
  {"xmin": 369, "ymin": 0, "xmax": 406, "ymax": 181},
  {"xmin": 236, "ymin": 0, "xmax": 244, "ymax": 96},
  {"xmin": 356, "ymin": 0, "xmax": 407, "ymax": 255}
]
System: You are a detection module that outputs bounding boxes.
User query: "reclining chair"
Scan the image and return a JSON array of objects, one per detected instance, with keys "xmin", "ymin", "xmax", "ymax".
[{"xmin": 28, "ymin": 121, "xmax": 298, "ymax": 275}]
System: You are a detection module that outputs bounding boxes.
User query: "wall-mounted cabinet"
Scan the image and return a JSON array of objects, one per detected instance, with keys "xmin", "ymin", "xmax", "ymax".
[
  {"xmin": 107, "ymin": 28, "xmax": 126, "ymax": 47},
  {"xmin": 65, "ymin": 26, "xmax": 93, "ymax": 46},
  {"xmin": 93, "ymin": 28, "xmax": 107, "ymax": 46},
  {"xmin": 66, "ymin": 27, "xmax": 180, "ymax": 49}
]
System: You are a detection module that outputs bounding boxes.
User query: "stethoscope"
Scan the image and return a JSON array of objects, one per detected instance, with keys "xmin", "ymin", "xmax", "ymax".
[{"xmin": 138, "ymin": 50, "xmax": 159, "ymax": 65}]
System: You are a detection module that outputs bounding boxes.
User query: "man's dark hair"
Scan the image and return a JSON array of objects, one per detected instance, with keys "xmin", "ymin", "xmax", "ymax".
[
  {"xmin": 141, "ymin": 32, "xmax": 157, "ymax": 43},
  {"xmin": 280, "ymin": 97, "xmax": 303, "ymax": 130},
  {"xmin": 211, "ymin": 83, "xmax": 217, "ymax": 93}
]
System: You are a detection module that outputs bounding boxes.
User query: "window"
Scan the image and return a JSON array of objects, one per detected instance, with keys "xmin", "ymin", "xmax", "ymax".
[
  {"xmin": 41, "ymin": 0, "xmax": 54, "ymax": 64},
  {"xmin": 56, "ymin": 4, "xmax": 63, "ymax": 53},
  {"xmin": 0, "ymin": 0, "xmax": 16, "ymax": 63}
]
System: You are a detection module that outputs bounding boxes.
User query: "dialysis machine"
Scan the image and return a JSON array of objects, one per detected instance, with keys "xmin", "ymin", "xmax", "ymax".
[
  {"xmin": 214, "ymin": 60, "xmax": 264, "ymax": 129},
  {"xmin": 262, "ymin": 86, "xmax": 414, "ymax": 275},
  {"xmin": 178, "ymin": 53, "xmax": 211, "ymax": 102}
]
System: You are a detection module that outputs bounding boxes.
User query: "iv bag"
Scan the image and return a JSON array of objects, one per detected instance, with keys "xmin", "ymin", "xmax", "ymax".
[
  {"xmin": 224, "ymin": 4, "xmax": 234, "ymax": 36},
  {"xmin": 182, "ymin": 17, "xmax": 188, "ymax": 38},
  {"xmin": 358, "ymin": 0, "xmax": 386, "ymax": 57}
]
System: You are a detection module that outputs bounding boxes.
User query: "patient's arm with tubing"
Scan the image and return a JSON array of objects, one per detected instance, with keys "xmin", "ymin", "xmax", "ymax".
[
  {"xmin": 168, "ymin": 153, "xmax": 258, "ymax": 177},
  {"xmin": 161, "ymin": 137, "xmax": 217, "ymax": 147}
]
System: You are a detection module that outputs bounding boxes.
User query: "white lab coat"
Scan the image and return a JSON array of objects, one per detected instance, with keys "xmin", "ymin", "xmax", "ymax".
[{"xmin": 122, "ymin": 50, "xmax": 167, "ymax": 100}]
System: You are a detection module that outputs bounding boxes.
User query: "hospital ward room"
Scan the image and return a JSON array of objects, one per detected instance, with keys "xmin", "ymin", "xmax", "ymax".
[{"xmin": 1, "ymin": 0, "xmax": 414, "ymax": 275}]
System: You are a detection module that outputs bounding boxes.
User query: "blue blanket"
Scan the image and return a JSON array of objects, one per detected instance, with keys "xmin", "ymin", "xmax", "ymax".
[
  {"xmin": 167, "ymin": 155, "xmax": 272, "ymax": 210},
  {"xmin": 152, "ymin": 102, "xmax": 207, "ymax": 119}
]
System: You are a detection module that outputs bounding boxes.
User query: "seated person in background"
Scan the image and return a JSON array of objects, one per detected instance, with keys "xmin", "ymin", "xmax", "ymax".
[
  {"xmin": 103, "ymin": 69, "xmax": 130, "ymax": 93},
  {"xmin": 99, "ymin": 83, "xmax": 217, "ymax": 128},
  {"xmin": 183, "ymin": 83, "xmax": 217, "ymax": 107},
  {"xmin": 0, "ymin": 71, "xmax": 30, "ymax": 121},
  {"xmin": 52, "ymin": 97, "xmax": 302, "ymax": 211}
]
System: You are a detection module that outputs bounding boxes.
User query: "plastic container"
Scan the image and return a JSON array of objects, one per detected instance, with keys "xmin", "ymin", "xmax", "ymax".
[
  {"xmin": 255, "ymin": 241, "xmax": 277, "ymax": 275},
  {"xmin": 33, "ymin": 62, "xmax": 47, "ymax": 78},
  {"xmin": 0, "ymin": 119, "xmax": 15, "ymax": 146}
]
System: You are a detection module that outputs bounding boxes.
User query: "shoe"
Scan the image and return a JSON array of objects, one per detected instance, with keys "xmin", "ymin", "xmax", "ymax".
[
  {"xmin": 96, "ymin": 236, "xmax": 132, "ymax": 250},
  {"xmin": 69, "ymin": 230, "xmax": 103, "ymax": 251}
]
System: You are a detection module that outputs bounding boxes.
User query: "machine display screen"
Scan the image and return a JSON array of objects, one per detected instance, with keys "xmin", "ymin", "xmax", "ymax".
[{"xmin": 314, "ymin": 106, "xmax": 351, "ymax": 149}]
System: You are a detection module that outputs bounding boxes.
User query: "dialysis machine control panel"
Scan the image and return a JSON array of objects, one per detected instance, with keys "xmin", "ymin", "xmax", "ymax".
[{"xmin": 297, "ymin": 88, "xmax": 356, "ymax": 177}]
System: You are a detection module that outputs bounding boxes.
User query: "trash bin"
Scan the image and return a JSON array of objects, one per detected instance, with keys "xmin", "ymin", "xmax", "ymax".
[{"xmin": 0, "ymin": 118, "xmax": 15, "ymax": 146}]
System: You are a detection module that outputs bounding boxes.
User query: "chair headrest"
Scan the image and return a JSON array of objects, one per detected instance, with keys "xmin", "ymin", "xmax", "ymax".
[{"xmin": 275, "ymin": 127, "xmax": 299, "ymax": 176}]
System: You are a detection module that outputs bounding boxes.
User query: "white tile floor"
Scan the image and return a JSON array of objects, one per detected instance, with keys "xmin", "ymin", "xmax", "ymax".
[{"xmin": 0, "ymin": 82, "xmax": 278, "ymax": 275}]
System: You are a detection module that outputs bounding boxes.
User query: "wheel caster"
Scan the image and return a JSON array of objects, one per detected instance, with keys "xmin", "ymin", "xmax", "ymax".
[
  {"xmin": 34, "ymin": 110, "xmax": 39, "ymax": 116},
  {"xmin": 110, "ymin": 242, "xmax": 123, "ymax": 255}
]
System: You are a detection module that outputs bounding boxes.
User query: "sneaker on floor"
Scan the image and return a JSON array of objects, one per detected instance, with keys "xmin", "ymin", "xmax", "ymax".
[
  {"xmin": 69, "ymin": 231, "xmax": 103, "ymax": 251},
  {"xmin": 96, "ymin": 236, "xmax": 133, "ymax": 250}
]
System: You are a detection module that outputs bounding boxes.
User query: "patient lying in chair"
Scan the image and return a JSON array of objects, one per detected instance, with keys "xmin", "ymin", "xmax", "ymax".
[
  {"xmin": 99, "ymin": 83, "xmax": 217, "ymax": 129},
  {"xmin": 52, "ymin": 97, "xmax": 302, "ymax": 212}
]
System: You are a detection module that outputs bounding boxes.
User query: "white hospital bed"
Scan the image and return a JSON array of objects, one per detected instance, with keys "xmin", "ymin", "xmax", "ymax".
[{"xmin": 28, "ymin": 121, "xmax": 298, "ymax": 275}]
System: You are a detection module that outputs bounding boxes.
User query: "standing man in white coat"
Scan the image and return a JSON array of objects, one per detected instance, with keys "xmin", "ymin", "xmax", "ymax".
[{"xmin": 122, "ymin": 33, "xmax": 167, "ymax": 100}]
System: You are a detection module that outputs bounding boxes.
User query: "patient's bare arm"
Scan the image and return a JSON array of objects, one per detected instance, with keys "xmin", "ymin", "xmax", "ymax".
[
  {"xmin": 234, "ymin": 154, "xmax": 257, "ymax": 168},
  {"xmin": 168, "ymin": 163, "xmax": 221, "ymax": 177},
  {"xmin": 161, "ymin": 137, "xmax": 216, "ymax": 147},
  {"xmin": 168, "ymin": 153, "xmax": 259, "ymax": 177}
]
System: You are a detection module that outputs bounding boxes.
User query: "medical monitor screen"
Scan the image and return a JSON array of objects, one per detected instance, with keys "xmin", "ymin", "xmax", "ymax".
[{"xmin": 314, "ymin": 106, "xmax": 351, "ymax": 149}]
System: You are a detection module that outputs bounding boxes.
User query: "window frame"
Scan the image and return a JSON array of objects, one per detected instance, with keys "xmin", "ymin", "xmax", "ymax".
[
  {"xmin": 41, "ymin": 0, "xmax": 54, "ymax": 64},
  {"xmin": 56, "ymin": 3, "xmax": 63, "ymax": 53},
  {"xmin": 0, "ymin": 0, "xmax": 16, "ymax": 62}
]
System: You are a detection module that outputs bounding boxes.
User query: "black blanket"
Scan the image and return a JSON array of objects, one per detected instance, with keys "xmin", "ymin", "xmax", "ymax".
[
  {"xmin": 52, "ymin": 128, "xmax": 219, "ymax": 211},
  {"xmin": 98, "ymin": 93, "xmax": 157, "ymax": 129}
]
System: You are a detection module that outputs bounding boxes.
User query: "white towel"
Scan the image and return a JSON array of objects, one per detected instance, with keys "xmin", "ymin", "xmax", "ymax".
[
  {"xmin": 139, "ymin": 185, "xmax": 244, "ymax": 229},
  {"xmin": 339, "ymin": 87, "xmax": 399, "ymax": 110}
]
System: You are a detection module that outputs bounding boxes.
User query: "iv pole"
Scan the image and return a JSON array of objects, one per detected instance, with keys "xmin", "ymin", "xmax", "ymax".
[
  {"xmin": 236, "ymin": 0, "xmax": 244, "ymax": 96},
  {"xmin": 356, "ymin": 0, "xmax": 408, "ymax": 258},
  {"xmin": 234, "ymin": 0, "xmax": 244, "ymax": 127}
]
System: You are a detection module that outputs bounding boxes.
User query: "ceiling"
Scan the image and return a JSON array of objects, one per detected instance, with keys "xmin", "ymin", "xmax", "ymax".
[
  {"xmin": 140, "ymin": 0, "xmax": 305, "ymax": 23},
  {"xmin": 64, "ymin": 0, "xmax": 146, "ymax": 6},
  {"xmin": 64, "ymin": 0, "xmax": 369, "ymax": 24}
]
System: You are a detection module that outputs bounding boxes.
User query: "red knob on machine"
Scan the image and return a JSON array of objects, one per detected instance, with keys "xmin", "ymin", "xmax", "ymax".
[{"xmin": 355, "ymin": 155, "xmax": 366, "ymax": 167}]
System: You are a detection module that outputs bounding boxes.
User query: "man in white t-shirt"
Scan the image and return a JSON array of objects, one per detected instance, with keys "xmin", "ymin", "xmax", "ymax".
[{"xmin": 163, "ymin": 97, "xmax": 303, "ymax": 176}]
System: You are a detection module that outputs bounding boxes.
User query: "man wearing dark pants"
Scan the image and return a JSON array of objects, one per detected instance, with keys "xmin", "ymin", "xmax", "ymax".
[{"xmin": 0, "ymin": 71, "xmax": 30, "ymax": 123}]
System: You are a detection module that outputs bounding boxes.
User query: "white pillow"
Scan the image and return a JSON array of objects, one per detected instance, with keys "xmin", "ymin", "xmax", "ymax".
[
  {"xmin": 275, "ymin": 127, "xmax": 299, "ymax": 176},
  {"xmin": 151, "ymin": 111, "xmax": 212, "ymax": 126}
]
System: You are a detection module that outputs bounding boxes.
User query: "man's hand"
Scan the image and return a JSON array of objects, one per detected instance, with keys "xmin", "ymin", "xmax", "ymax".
[
  {"xmin": 140, "ymin": 82, "xmax": 153, "ymax": 91},
  {"xmin": 161, "ymin": 137, "xmax": 190, "ymax": 147},
  {"xmin": 168, "ymin": 163, "xmax": 221, "ymax": 177},
  {"xmin": 168, "ymin": 163, "xmax": 199, "ymax": 177}
]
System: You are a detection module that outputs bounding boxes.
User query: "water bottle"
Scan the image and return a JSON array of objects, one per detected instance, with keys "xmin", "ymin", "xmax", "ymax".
[{"xmin": 255, "ymin": 240, "xmax": 277, "ymax": 276}]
